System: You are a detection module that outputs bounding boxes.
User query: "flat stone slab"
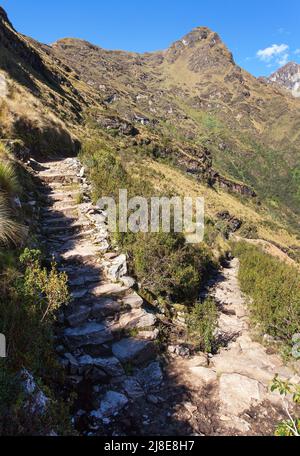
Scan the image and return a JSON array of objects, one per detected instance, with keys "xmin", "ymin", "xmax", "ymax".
[
  {"xmin": 66, "ymin": 305, "xmax": 91, "ymax": 327},
  {"xmin": 112, "ymin": 338, "xmax": 156, "ymax": 366},
  {"xmin": 78, "ymin": 355, "xmax": 125, "ymax": 377},
  {"xmin": 91, "ymin": 282, "xmax": 130, "ymax": 297},
  {"xmin": 116, "ymin": 309, "xmax": 157, "ymax": 330},
  {"xmin": 91, "ymin": 298, "xmax": 121, "ymax": 319},
  {"xmin": 219, "ymin": 373, "xmax": 263, "ymax": 415},
  {"xmin": 189, "ymin": 366, "xmax": 218, "ymax": 384},
  {"xmin": 64, "ymin": 322, "xmax": 113, "ymax": 348}
]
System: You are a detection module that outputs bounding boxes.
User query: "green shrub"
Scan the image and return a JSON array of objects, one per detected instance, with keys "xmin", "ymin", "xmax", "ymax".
[
  {"xmin": 0, "ymin": 248, "xmax": 72, "ymax": 435},
  {"xmin": 0, "ymin": 194, "xmax": 26, "ymax": 246},
  {"xmin": 187, "ymin": 298, "xmax": 218, "ymax": 353},
  {"xmin": 271, "ymin": 375, "xmax": 300, "ymax": 436},
  {"xmin": 232, "ymin": 241, "xmax": 300, "ymax": 348},
  {"xmin": 0, "ymin": 161, "xmax": 21, "ymax": 195},
  {"xmin": 118, "ymin": 230, "xmax": 213, "ymax": 304}
]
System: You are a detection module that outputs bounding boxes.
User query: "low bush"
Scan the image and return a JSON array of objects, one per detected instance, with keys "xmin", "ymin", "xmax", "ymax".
[
  {"xmin": 0, "ymin": 248, "xmax": 71, "ymax": 435},
  {"xmin": 117, "ymin": 231, "xmax": 213, "ymax": 304},
  {"xmin": 187, "ymin": 298, "xmax": 218, "ymax": 353}
]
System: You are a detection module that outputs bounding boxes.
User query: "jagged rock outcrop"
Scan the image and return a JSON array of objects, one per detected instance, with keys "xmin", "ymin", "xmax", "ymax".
[{"xmin": 266, "ymin": 62, "xmax": 300, "ymax": 98}]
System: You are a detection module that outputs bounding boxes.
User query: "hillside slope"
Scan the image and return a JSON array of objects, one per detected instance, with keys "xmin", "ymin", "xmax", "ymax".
[{"xmin": 51, "ymin": 28, "xmax": 300, "ymax": 221}]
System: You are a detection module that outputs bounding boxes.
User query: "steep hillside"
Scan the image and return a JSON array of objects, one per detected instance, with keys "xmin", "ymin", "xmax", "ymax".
[
  {"xmin": 0, "ymin": 8, "xmax": 300, "ymax": 437},
  {"xmin": 2, "ymin": 7, "xmax": 300, "ymax": 223},
  {"xmin": 52, "ymin": 28, "xmax": 300, "ymax": 222},
  {"xmin": 0, "ymin": 7, "xmax": 103, "ymax": 156}
]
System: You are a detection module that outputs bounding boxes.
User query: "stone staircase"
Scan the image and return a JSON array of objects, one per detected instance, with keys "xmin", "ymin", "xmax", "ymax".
[{"xmin": 36, "ymin": 157, "xmax": 161, "ymax": 432}]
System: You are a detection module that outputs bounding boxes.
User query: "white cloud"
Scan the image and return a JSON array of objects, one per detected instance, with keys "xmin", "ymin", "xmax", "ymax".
[
  {"xmin": 257, "ymin": 44, "xmax": 289, "ymax": 62},
  {"xmin": 295, "ymin": 49, "xmax": 300, "ymax": 55},
  {"xmin": 278, "ymin": 53, "xmax": 289, "ymax": 66}
]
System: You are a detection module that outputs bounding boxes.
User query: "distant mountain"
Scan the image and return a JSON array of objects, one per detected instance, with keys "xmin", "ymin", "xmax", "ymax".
[
  {"xmin": 51, "ymin": 29, "xmax": 300, "ymax": 219},
  {"xmin": 1, "ymin": 7, "xmax": 300, "ymax": 223},
  {"xmin": 266, "ymin": 62, "xmax": 300, "ymax": 98}
]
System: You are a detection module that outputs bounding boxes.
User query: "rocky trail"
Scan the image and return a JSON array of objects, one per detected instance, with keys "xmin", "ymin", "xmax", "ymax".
[{"xmin": 35, "ymin": 157, "xmax": 299, "ymax": 436}]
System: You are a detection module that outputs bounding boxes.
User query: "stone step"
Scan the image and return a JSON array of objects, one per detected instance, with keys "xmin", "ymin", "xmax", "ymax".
[
  {"xmin": 41, "ymin": 216, "xmax": 77, "ymax": 227},
  {"xmin": 59, "ymin": 264, "xmax": 103, "ymax": 276},
  {"xmin": 115, "ymin": 308, "xmax": 157, "ymax": 331},
  {"xmin": 41, "ymin": 206, "xmax": 78, "ymax": 217},
  {"xmin": 64, "ymin": 322, "xmax": 114, "ymax": 350},
  {"xmin": 90, "ymin": 282, "xmax": 130, "ymax": 297},
  {"xmin": 112, "ymin": 337, "xmax": 156, "ymax": 366},
  {"xmin": 68, "ymin": 271, "xmax": 102, "ymax": 287},
  {"xmin": 49, "ymin": 229, "xmax": 94, "ymax": 243},
  {"xmin": 45, "ymin": 191, "xmax": 80, "ymax": 203},
  {"xmin": 39, "ymin": 173, "xmax": 79, "ymax": 184},
  {"xmin": 65, "ymin": 298, "xmax": 121, "ymax": 328},
  {"xmin": 90, "ymin": 297, "xmax": 121, "ymax": 319},
  {"xmin": 65, "ymin": 305, "xmax": 91, "ymax": 327},
  {"xmin": 61, "ymin": 242, "xmax": 102, "ymax": 262},
  {"xmin": 77, "ymin": 355, "xmax": 125, "ymax": 377},
  {"xmin": 42, "ymin": 221, "xmax": 90, "ymax": 235}
]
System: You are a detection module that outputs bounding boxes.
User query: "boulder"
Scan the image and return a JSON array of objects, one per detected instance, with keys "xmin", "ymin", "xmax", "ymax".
[
  {"xmin": 117, "ymin": 309, "xmax": 157, "ymax": 330},
  {"xmin": 120, "ymin": 276, "xmax": 136, "ymax": 288},
  {"xmin": 19, "ymin": 369, "xmax": 49, "ymax": 415},
  {"xmin": 122, "ymin": 292, "xmax": 143, "ymax": 309},
  {"xmin": 107, "ymin": 254, "xmax": 127, "ymax": 281},
  {"xmin": 136, "ymin": 362, "xmax": 163, "ymax": 391},
  {"xmin": 91, "ymin": 391, "xmax": 128, "ymax": 419},
  {"xmin": 122, "ymin": 377, "xmax": 145, "ymax": 399}
]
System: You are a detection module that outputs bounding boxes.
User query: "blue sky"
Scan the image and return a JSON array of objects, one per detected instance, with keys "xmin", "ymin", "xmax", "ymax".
[{"xmin": 2, "ymin": 0, "xmax": 300, "ymax": 76}]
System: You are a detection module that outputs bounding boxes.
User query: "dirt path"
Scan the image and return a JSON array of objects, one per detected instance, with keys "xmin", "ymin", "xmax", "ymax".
[
  {"xmin": 36, "ymin": 157, "xmax": 299, "ymax": 436},
  {"xmin": 166, "ymin": 259, "xmax": 300, "ymax": 435}
]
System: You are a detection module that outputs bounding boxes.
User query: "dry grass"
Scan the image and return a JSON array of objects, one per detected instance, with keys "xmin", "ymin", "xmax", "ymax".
[{"xmin": 141, "ymin": 158, "xmax": 300, "ymax": 251}]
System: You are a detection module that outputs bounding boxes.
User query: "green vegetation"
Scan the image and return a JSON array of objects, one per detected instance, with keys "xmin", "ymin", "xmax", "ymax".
[
  {"xmin": 232, "ymin": 241, "xmax": 300, "ymax": 350},
  {"xmin": 0, "ymin": 249, "xmax": 70, "ymax": 435},
  {"xmin": 0, "ymin": 152, "xmax": 26, "ymax": 246},
  {"xmin": 187, "ymin": 298, "xmax": 218, "ymax": 353},
  {"xmin": 118, "ymin": 230, "xmax": 213, "ymax": 306},
  {"xmin": 271, "ymin": 376, "xmax": 300, "ymax": 436},
  {"xmin": 0, "ymin": 248, "xmax": 71, "ymax": 435},
  {"xmin": 81, "ymin": 129, "xmax": 217, "ymax": 320}
]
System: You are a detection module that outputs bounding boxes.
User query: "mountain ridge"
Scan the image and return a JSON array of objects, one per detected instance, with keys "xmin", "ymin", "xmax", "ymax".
[{"xmin": 1, "ymin": 8, "xmax": 300, "ymax": 224}]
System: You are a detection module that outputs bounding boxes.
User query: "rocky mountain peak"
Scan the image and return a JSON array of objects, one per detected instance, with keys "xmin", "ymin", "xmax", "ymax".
[
  {"xmin": 180, "ymin": 26, "xmax": 221, "ymax": 47},
  {"xmin": 165, "ymin": 26, "xmax": 234, "ymax": 69},
  {"xmin": 267, "ymin": 61, "xmax": 300, "ymax": 97},
  {"xmin": 52, "ymin": 38, "xmax": 102, "ymax": 52},
  {"xmin": 0, "ymin": 7, "xmax": 13, "ymax": 28}
]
